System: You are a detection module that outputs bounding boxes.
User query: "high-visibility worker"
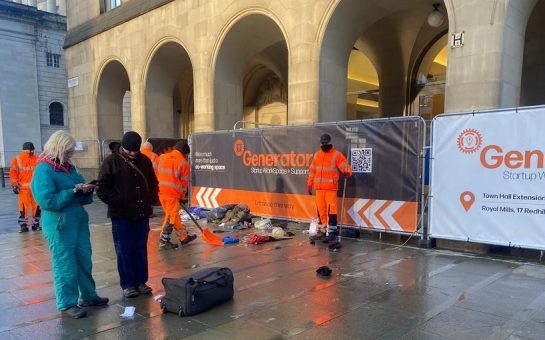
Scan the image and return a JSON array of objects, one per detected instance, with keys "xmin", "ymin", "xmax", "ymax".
[
  {"xmin": 307, "ymin": 133, "xmax": 352, "ymax": 244},
  {"xmin": 10, "ymin": 142, "xmax": 41, "ymax": 233},
  {"xmin": 157, "ymin": 141, "xmax": 197, "ymax": 249},
  {"xmin": 140, "ymin": 141, "xmax": 159, "ymax": 173}
]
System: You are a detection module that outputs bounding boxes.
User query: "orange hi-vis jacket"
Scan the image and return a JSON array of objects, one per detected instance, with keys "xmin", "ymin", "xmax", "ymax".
[
  {"xmin": 141, "ymin": 147, "xmax": 159, "ymax": 172},
  {"xmin": 307, "ymin": 147, "xmax": 352, "ymax": 191},
  {"xmin": 157, "ymin": 149, "xmax": 189, "ymax": 199},
  {"xmin": 9, "ymin": 152, "xmax": 37, "ymax": 190}
]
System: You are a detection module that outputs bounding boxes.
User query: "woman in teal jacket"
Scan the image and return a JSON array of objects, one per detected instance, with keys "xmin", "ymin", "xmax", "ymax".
[{"xmin": 31, "ymin": 131, "xmax": 108, "ymax": 319}]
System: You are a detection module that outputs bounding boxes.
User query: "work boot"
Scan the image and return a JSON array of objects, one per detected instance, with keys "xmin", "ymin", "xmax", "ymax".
[
  {"xmin": 32, "ymin": 224, "xmax": 41, "ymax": 231},
  {"xmin": 136, "ymin": 284, "xmax": 152, "ymax": 295},
  {"xmin": 78, "ymin": 296, "xmax": 109, "ymax": 307},
  {"xmin": 309, "ymin": 231, "xmax": 326, "ymax": 242},
  {"xmin": 62, "ymin": 305, "xmax": 87, "ymax": 319},
  {"xmin": 322, "ymin": 232, "xmax": 339, "ymax": 244},
  {"xmin": 159, "ymin": 240, "xmax": 179, "ymax": 250},
  {"xmin": 180, "ymin": 234, "xmax": 197, "ymax": 246},
  {"xmin": 19, "ymin": 225, "xmax": 29, "ymax": 233},
  {"xmin": 123, "ymin": 288, "xmax": 139, "ymax": 298}
]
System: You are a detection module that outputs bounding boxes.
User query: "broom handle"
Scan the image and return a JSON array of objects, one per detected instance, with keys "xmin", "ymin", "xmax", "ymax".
[
  {"xmin": 339, "ymin": 176, "xmax": 347, "ymax": 240},
  {"xmin": 179, "ymin": 201, "xmax": 204, "ymax": 233}
]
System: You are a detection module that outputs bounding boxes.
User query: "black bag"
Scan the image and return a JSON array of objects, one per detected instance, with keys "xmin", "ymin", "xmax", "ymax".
[{"xmin": 160, "ymin": 267, "xmax": 234, "ymax": 316}]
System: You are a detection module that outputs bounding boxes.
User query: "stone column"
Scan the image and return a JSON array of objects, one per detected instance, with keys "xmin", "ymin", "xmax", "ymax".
[
  {"xmin": 46, "ymin": 0, "xmax": 56, "ymax": 14},
  {"xmin": 57, "ymin": 0, "xmax": 66, "ymax": 16},
  {"xmin": 130, "ymin": 82, "xmax": 146, "ymax": 140},
  {"xmin": 192, "ymin": 67, "xmax": 214, "ymax": 132},
  {"xmin": 445, "ymin": 0, "xmax": 537, "ymax": 112}
]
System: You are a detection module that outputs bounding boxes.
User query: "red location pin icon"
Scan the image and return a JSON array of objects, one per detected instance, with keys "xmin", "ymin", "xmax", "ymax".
[{"xmin": 460, "ymin": 191, "xmax": 475, "ymax": 211}]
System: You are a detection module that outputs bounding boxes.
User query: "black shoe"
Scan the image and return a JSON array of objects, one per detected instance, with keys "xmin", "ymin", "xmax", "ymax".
[
  {"xmin": 136, "ymin": 284, "xmax": 152, "ymax": 295},
  {"xmin": 159, "ymin": 240, "xmax": 179, "ymax": 250},
  {"xmin": 309, "ymin": 232, "xmax": 326, "ymax": 242},
  {"xmin": 123, "ymin": 288, "xmax": 139, "ymax": 298},
  {"xmin": 78, "ymin": 296, "xmax": 109, "ymax": 307},
  {"xmin": 19, "ymin": 226, "xmax": 29, "ymax": 233},
  {"xmin": 62, "ymin": 305, "xmax": 87, "ymax": 319},
  {"xmin": 32, "ymin": 225, "xmax": 41, "ymax": 231},
  {"xmin": 180, "ymin": 234, "xmax": 197, "ymax": 246},
  {"xmin": 322, "ymin": 233, "xmax": 338, "ymax": 244}
]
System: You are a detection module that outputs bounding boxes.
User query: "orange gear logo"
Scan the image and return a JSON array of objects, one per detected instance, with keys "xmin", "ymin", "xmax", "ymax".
[
  {"xmin": 233, "ymin": 139, "xmax": 245, "ymax": 157},
  {"xmin": 457, "ymin": 129, "xmax": 483, "ymax": 154}
]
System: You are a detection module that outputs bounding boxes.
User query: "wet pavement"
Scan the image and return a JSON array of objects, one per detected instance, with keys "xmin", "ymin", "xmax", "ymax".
[{"xmin": 1, "ymin": 188, "xmax": 545, "ymax": 339}]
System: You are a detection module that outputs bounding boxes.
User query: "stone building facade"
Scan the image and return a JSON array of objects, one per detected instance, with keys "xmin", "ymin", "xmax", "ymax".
[
  {"xmin": 0, "ymin": 0, "xmax": 68, "ymax": 166},
  {"xmin": 63, "ymin": 0, "xmax": 545, "ymax": 175}
]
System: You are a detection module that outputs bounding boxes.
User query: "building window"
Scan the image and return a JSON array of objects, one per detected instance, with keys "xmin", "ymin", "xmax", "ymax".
[
  {"xmin": 49, "ymin": 102, "xmax": 64, "ymax": 126},
  {"xmin": 46, "ymin": 53, "xmax": 60, "ymax": 68},
  {"xmin": 101, "ymin": 0, "xmax": 121, "ymax": 12}
]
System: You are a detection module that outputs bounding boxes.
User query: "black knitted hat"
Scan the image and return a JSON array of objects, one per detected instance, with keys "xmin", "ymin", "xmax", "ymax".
[{"xmin": 121, "ymin": 131, "xmax": 142, "ymax": 152}]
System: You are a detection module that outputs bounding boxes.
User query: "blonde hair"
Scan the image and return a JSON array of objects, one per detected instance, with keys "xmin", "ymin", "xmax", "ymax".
[{"xmin": 43, "ymin": 130, "xmax": 76, "ymax": 163}]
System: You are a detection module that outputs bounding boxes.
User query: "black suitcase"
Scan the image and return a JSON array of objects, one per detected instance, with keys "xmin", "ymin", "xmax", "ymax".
[{"xmin": 160, "ymin": 267, "xmax": 234, "ymax": 316}]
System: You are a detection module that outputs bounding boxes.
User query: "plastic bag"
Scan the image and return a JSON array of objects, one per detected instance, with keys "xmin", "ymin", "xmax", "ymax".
[{"xmin": 308, "ymin": 217, "xmax": 319, "ymax": 236}]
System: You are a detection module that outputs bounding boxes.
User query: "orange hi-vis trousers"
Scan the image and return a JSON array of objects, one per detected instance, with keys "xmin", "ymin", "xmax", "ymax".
[
  {"xmin": 315, "ymin": 189, "xmax": 338, "ymax": 232},
  {"xmin": 18, "ymin": 188, "xmax": 40, "ymax": 227},
  {"xmin": 159, "ymin": 195, "xmax": 188, "ymax": 242}
]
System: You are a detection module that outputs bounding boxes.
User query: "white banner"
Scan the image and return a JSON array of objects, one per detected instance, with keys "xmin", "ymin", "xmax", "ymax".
[{"xmin": 429, "ymin": 107, "xmax": 545, "ymax": 250}]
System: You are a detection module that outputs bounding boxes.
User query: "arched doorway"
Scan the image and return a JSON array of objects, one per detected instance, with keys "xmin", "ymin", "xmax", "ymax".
[
  {"xmin": 346, "ymin": 49, "xmax": 380, "ymax": 119},
  {"xmin": 96, "ymin": 60, "xmax": 130, "ymax": 141},
  {"xmin": 521, "ymin": 0, "xmax": 545, "ymax": 106},
  {"xmin": 320, "ymin": 0, "xmax": 449, "ymax": 121},
  {"xmin": 145, "ymin": 41, "xmax": 194, "ymax": 138},
  {"xmin": 214, "ymin": 14, "xmax": 288, "ymax": 130},
  {"xmin": 411, "ymin": 34, "xmax": 448, "ymax": 121}
]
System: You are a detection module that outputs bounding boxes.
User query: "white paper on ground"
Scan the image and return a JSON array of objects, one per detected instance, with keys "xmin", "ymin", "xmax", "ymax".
[{"xmin": 120, "ymin": 306, "xmax": 136, "ymax": 318}]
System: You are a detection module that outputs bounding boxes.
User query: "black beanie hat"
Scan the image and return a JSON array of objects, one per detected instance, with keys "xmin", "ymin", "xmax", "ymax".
[
  {"xmin": 175, "ymin": 141, "xmax": 190, "ymax": 155},
  {"xmin": 121, "ymin": 131, "xmax": 142, "ymax": 152},
  {"xmin": 320, "ymin": 134, "xmax": 331, "ymax": 144},
  {"xmin": 22, "ymin": 142, "xmax": 35, "ymax": 151}
]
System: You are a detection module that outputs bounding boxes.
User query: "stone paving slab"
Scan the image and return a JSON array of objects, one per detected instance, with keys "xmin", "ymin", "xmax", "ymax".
[{"xmin": 1, "ymin": 189, "xmax": 545, "ymax": 339}]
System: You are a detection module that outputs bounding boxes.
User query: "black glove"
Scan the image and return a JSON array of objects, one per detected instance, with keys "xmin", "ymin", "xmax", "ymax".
[{"xmin": 12, "ymin": 186, "xmax": 19, "ymax": 195}]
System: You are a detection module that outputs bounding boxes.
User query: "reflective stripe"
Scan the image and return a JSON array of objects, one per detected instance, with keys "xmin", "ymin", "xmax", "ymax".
[
  {"xmin": 20, "ymin": 183, "xmax": 31, "ymax": 187},
  {"xmin": 16, "ymin": 156, "xmax": 22, "ymax": 170},
  {"xmin": 15, "ymin": 156, "xmax": 35, "ymax": 171},
  {"xmin": 314, "ymin": 166, "xmax": 337, "ymax": 172},
  {"xmin": 314, "ymin": 178, "xmax": 337, "ymax": 183},
  {"xmin": 157, "ymin": 168, "xmax": 178, "ymax": 177},
  {"xmin": 330, "ymin": 151, "xmax": 339, "ymax": 168},
  {"xmin": 159, "ymin": 181, "xmax": 187, "ymax": 193},
  {"xmin": 176, "ymin": 160, "xmax": 188, "ymax": 181}
]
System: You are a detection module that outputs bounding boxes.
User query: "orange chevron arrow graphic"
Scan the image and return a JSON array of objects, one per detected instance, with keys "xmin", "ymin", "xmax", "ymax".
[
  {"xmin": 392, "ymin": 202, "xmax": 418, "ymax": 232},
  {"xmin": 374, "ymin": 200, "xmax": 393, "ymax": 230},
  {"xmin": 358, "ymin": 199, "xmax": 375, "ymax": 227}
]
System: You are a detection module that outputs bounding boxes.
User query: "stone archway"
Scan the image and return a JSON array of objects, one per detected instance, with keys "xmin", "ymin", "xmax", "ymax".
[
  {"xmin": 214, "ymin": 13, "xmax": 288, "ymax": 130},
  {"xmin": 96, "ymin": 60, "xmax": 130, "ymax": 141},
  {"xmin": 144, "ymin": 41, "xmax": 194, "ymax": 139},
  {"xmin": 319, "ymin": 0, "xmax": 450, "ymax": 121},
  {"xmin": 521, "ymin": 0, "xmax": 545, "ymax": 106}
]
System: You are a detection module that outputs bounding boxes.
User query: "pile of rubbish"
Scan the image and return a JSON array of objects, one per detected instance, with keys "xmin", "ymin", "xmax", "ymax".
[
  {"xmin": 206, "ymin": 204, "xmax": 253, "ymax": 231},
  {"xmin": 179, "ymin": 203, "xmax": 296, "ymax": 245}
]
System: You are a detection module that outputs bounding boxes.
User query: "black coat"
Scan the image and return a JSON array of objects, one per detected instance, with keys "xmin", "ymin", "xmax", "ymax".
[{"xmin": 97, "ymin": 151, "xmax": 159, "ymax": 220}]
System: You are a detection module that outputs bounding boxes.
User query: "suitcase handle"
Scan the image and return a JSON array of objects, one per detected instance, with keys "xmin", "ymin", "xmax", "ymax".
[{"xmin": 189, "ymin": 270, "xmax": 229, "ymax": 287}]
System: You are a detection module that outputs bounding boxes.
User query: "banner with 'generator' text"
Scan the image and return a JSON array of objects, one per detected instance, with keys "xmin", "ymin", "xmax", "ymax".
[
  {"xmin": 429, "ymin": 107, "xmax": 545, "ymax": 249},
  {"xmin": 190, "ymin": 118, "xmax": 423, "ymax": 233}
]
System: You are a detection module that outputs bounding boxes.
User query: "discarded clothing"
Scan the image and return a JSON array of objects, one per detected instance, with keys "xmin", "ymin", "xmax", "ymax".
[
  {"xmin": 222, "ymin": 237, "xmax": 240, "ymax": 244},
  {"xmin": 243, "ymin": 234, "xmax": 271, "ymax": 245},
  {"xmin": 207, "ymin": 204, "xmax": 251, "ymax": 225}
]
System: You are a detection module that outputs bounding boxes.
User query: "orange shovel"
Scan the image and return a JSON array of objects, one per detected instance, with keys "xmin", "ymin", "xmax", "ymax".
[{"xmin": 180, "ymin": 202, "xmax": 224, "ymax": 246}]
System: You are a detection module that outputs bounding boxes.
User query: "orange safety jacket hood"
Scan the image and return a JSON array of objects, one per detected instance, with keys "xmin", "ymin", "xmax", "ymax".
[
  {"xmin": 10, "ymin": 151, "xmax": 37, "ymax": 188},
  {"xmin": 141, "ymin": 147, "xmax": 159, "ymax": 172},
  {"xmin": 157, "ymin": 149, "xmax": 190, "ymax": 199},
  {"xmin": 307, "ymin": 147, "xmax": 352, "ymax": 191}
]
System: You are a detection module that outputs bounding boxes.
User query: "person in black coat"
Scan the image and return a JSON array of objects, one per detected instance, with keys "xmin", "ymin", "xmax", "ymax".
[{"xmin": 97, "ymin": 131, "xmax": 159, "ymax": 298}]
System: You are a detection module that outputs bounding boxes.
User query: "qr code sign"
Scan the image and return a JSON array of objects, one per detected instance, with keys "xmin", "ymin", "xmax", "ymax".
[{"xmin": 351, "ymin": 148, "xmax": 372, "ymax": 173}]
